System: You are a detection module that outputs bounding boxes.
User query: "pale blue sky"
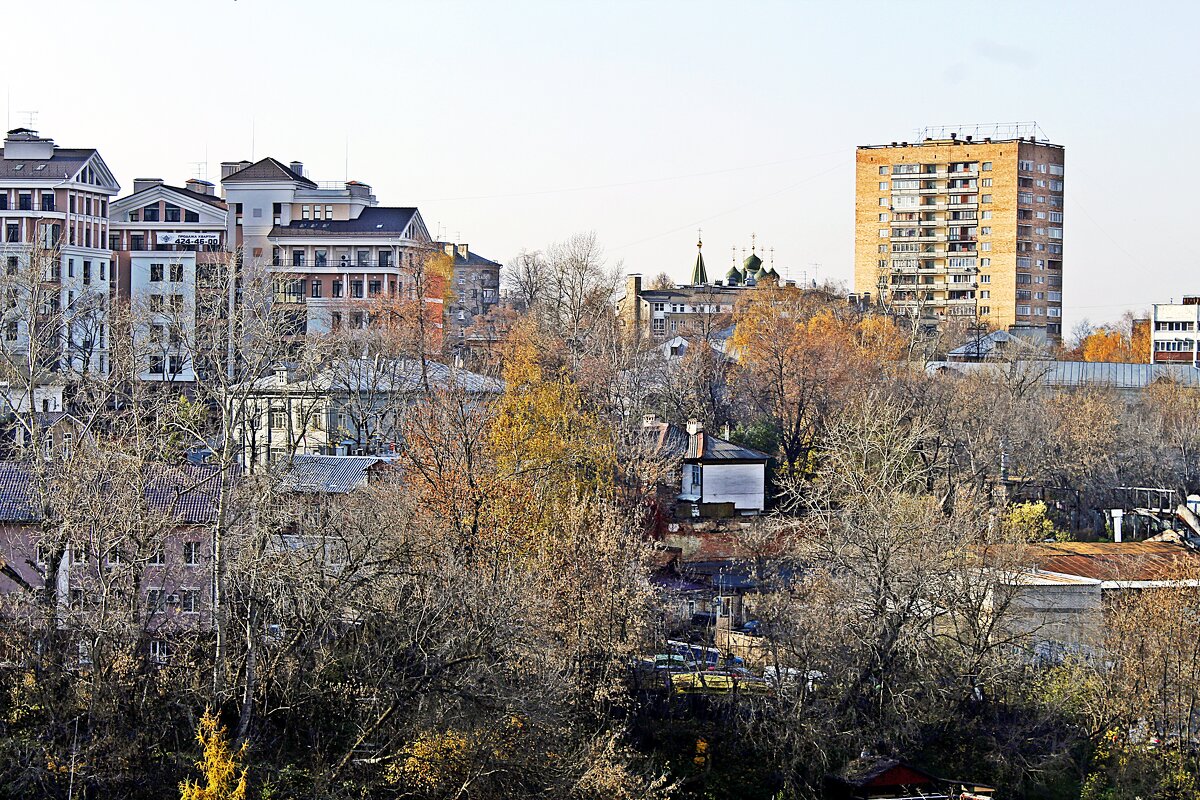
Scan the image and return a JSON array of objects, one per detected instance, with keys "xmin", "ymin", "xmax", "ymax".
[{"xmin": 8, "ymin": 0, "xmax": 1195, "ymax": 332}]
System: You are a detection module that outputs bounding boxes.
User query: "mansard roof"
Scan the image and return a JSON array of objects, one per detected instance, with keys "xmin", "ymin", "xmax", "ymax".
[{"xmin": 270, "ymin": 206, "xmax": 421, "ymax": 237}]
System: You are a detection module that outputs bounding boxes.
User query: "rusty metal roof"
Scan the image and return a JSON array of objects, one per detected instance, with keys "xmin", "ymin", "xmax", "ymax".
[{"xmin": 1027, "ymin": 541, "xmax": 1200, "ymax": 582}]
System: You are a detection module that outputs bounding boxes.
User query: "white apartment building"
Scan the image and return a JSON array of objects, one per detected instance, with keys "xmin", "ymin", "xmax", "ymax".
[
  {"xmin": 1150, "ymin": 297, "xmax": 1200, "ymax": 366},
  {"xmin": 0, "ymin": 128, "xmax": 119, "ymax": 375},
  {"xmin": 110, "ymin": 179, "xmax": 228, "ymax": 383},
  {"xmin": 220, "ymin": 158, "xmax": 432, "ymax": 336}
]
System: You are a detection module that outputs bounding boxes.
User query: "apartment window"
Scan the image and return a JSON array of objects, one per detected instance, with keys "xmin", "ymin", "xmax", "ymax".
[
  {"xmin": 979, "ymin": 273, "xmax": 991, "ymax": 282},
  {"xmin": 168, "ymin": 355, "xmax": 183, "ymax": 375},
  {"xmin": 149, "ymin": 294, "xmax": 164, "ymax": 313},
  {"xmin": 292, "ymin": 250, "xmax": 304, "ymax": 267},
  {"xmin": 149, "ymin": 354, "xmax": 165, "ymax": 374},
  {"xmin": 981, "ymin": 194, "xmax": 992, "ymax": 204},
  {"xmin": 1049, "ymin": 211, "xmax": 1063, "ymax": 223},
  {"xmin": 878, "ymin": 213, "xmax": 889, "ymax": 222},
  {"xmin": 981, "ymin": 162, "xmax": 992, "ymax": 171},
  {"xmin": 18, "ymin": 193, "xmax": 32, "ymax": 211},
  {"xmin": 1036, "ymin": 210, "xmax": 1046, "ymax": 219},
  {"xmin": 1017, "ymin": 305, "xmax": 1032, "ymax": 316},
  {"xmin": 270, "ymin": 409, "xmax": 287, "ymax": 429},
  {"xmin": 878, "ymin": 229, "xmax": 889, "ymax": 238},
  {"xmin": 185, "ymin": 211, "xmax": 199, "ymax": 223},
  {"xmin": 351, "ymin": 280, "xmax": 364, "ymax": 298},
  {"xmin": 980, "ymin": 290, "xmax": 990, "ymax": 299},
  {"xmin": 356, "ymin": 250, "xmax": 370, "ymax": 267},
  {"xmin": 368, "ymin": 280, "xmax": 381, "ymax": 296},
  {"xmin": 980, "ymin": 178, "xmax": 992, "ymax": 188},
  {"xmin": 311, "ymin": 280, "xmax": 322, "ymax": 298},
  {"xmin": 184, "ymin": 541, "xmax": 200, "ymax": 567},
  {"xmin": 980, "ymin": 227, "xmax": 991, "ymax": 236},
  {"xmin": 315, "ymin": 250, "xmax": 328, "ymax": 266},
  {"xmin": 142, "ymin": 205, "xmax": 160, "ymax": 222},
  {"xmin": 170, "ymin": 294, "xmax": 184, "ymax": 311},
  {"xmin": 325, "ymin": 205, "xmax": 333, "ymax": 218},
  {"xmin": 170, "ymin": 263, "xmax": 183, "ymax": 282},
  {"xmin": 150, "ymin": 263, "xmax": 164, "ymax": 282},
  {"xmin": 332, "ymin": 280, "xmax": 343, "ymax": 298},
  {"xmin": 878, "ymin": 182, "xmax": 888, "ymax": 190},
  {"xmin": 878, "ymin": 166, "xmax": 889, "ymax": 175},
  {"xmin": 1019, "ymin": 160, "xmax": 1034, "ymax": 172},
  {"xmin": 1018, "ymin": 192, "xmax": 1034, "ymax": 204},
  {"xmin": 1017, "ymin": 271, "xmax": 1032, "ymax": 283},
  {"xmin": 302, "ymin": 205, "xmax": 310, "ymax": 219},
  {"xmin": 981, "ymin": 211, "xmax": 992, "ymax": 220},
  {"xmin": 980, "ymin": 242, "xmax": 991, "ymax": 251},
  {"xmin": 6, "ymin": 223, "xmax": 18, "ymax": 243},
  {"xmin": 1050, "ymin": 180, "xmax": 1064, "ymax": 191},
  {"xmin": 379, "ymin": 251, "xmax": 391, "ymax": 268},
  {"xmin": 130, "ymin": 234, "xmax": 145, "ymax": 251},
  {"xmin": 980, "ymin": 306, "xmax": 991, "ymax": 315},
  {"xmin": 41, "ymin": 193, "xmax": 55, "ymax": 211},
  {"xmin": 180, "ymin": 589, "xmax": 200, "ymax": 613},
  {"xmin": 164, "ymin": 204, "xmax": 181, "ymax": 222},
  {"xmin": 878, "ymin": 197, "xmax": 887, "ymax": 207},
  {"xmin": 1049, "ymin": 227, "xmax": 1063, "ymax": 239}
]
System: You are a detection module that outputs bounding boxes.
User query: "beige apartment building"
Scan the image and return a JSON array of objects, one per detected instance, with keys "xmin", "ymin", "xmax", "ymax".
[{"xmin": 854, "ymin": 129, "xmax": 1065, "ymax": 342}]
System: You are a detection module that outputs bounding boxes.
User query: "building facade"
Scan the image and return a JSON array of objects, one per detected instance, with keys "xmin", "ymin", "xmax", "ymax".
[
  {"xmin": 0, "ymin": 128, "xmax": 120, "ymax": 375},
  {"xmin": 437, "ymin": 241, "xmax": 501, "ymax": 345},
  {"xmin": 220, "ymin": 158, "xmax": 432, "ymax": 337},
  {"xmin": 1149, "ymin": 297, "xmax": 1200, "ymax": 365},
  {"xmin": 619, "ymin": 241, "xmax": 784, "ymax": 340},
  {"xmin": 110, "ymin": 179, "xmax": 229, "ymax": 383},
  {"xmin": 855, "ymin": 130, "xmax": 1065, "ymax": 343}
]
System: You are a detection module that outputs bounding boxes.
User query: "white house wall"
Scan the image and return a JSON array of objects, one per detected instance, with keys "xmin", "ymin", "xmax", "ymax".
[{"xmin": 700, "ymin": 463, "xmax": 765, "ymax": 511}]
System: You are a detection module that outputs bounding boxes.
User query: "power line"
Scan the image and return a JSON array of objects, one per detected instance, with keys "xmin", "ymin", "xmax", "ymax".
[
  {"xmin": 425, "ymin": 148, "xmax": 846, "ymax": 203},
  {"xmin": 611, "ymin": 159, "xmax": 852, "ymax": 252}
]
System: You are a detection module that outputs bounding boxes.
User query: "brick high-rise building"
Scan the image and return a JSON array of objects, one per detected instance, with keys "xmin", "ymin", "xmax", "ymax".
[{"xmin": 854, "ymin": 127, "xmax": 1065, "ymax": 343}]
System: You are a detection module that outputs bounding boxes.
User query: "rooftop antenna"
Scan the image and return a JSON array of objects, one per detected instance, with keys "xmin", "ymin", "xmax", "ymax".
[
  {"xmin": 809, "ymin": 262, "xmax": 822, "ymax": 288},
  {"xmin": 250, "ymin": 118, "xmax": 255, "ymax": 161},
  {"xmin": 17, "ymin": 110, "xmax": 37, "ymax": 129},
  {"xmin": 344, "ymin": 133, "xmax": 349, "ymax": 182},
  {"xmin": 189, "ymin": 161, "xmax": 206, "ymax": 180}
]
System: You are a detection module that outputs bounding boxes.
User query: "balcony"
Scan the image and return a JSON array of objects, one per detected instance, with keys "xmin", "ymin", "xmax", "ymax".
[{"xmin": 272, "ymin": 257, "xmax": 401, "ymax": 270}]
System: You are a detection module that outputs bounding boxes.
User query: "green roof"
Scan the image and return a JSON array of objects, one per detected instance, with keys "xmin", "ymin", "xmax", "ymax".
[
  {"xmin": 691, "ymin": 251, "xmax": 708, "ymax": 285},
  {"xmin": 743, "ymin": 252, "xmax": 763, "ymax": 272}
]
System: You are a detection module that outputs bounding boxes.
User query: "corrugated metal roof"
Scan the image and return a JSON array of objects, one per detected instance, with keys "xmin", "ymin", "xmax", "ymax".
[
  {"xmin": 1027, "ymin": 541, "xmax": 1200, "ymax": 582},
  {"xmin": 238, "ymin": 358, "xmax": 503, "ymax": 394},
  {"xmin": 928, "ymin": 360, "xmax": 1200, "ymax": 389},
  {"xmin": 687, "ymin": 431, "xmax": 770, "ymax": 462},
  {"xmin": 0, "ymin": 461, "xmax": 222, "ymax": 524},
  {"xmin": 279, "ymin": 455, "xmax": 396, "ymax": 494}
]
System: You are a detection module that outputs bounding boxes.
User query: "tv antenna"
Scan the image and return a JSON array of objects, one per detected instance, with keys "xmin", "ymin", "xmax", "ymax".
[{"xmin": 17, "ymin": 110, "xmax": 37, "ymax": 129}]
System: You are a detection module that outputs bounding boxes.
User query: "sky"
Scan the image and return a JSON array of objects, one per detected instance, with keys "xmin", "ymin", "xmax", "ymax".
[{"xmin": 6, "ymin": 0, "xmax": 1196, "ymax": 334}]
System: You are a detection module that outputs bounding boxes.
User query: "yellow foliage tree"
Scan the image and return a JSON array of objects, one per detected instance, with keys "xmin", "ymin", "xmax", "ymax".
[
  {"xmin": 1004, "ymin": 500, "xmax": 1061, "ymax": 542},
  {"xmin": 490, "ymin": 319, "xmax": 616, "ymax": 515},
  {"xmin": 179, "ymin": 709, "xmax": 248, "ymax": 800}
]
